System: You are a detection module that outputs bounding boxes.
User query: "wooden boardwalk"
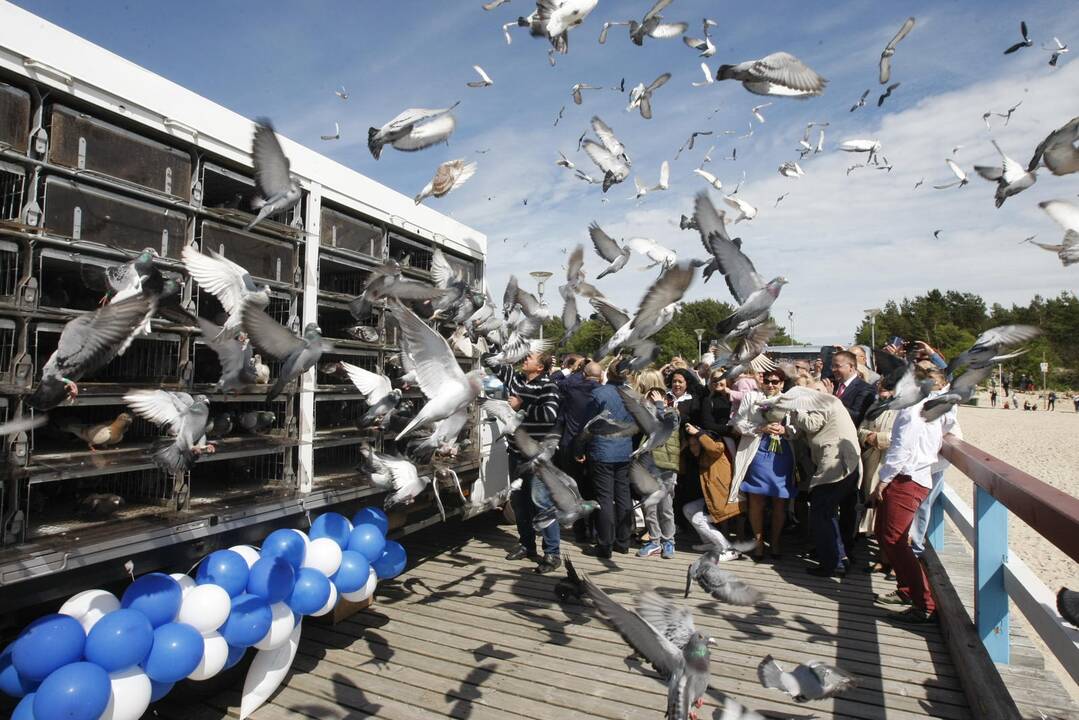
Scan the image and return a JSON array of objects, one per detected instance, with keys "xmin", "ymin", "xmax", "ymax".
[{"xmin": 153, "ymin": 515, "xmax": 988, "ymax": 720}]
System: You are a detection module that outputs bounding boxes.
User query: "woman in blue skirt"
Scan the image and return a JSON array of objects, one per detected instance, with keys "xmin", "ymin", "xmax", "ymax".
[{"xmin": 730, "ymin": 368, "xmax": 796, "ymax": 560}]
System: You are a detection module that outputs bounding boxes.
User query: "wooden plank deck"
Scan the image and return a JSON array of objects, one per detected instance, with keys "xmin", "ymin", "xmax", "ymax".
[{"xmin": 153, "ymin": 514, "xmax": 990, "ymax": 720}]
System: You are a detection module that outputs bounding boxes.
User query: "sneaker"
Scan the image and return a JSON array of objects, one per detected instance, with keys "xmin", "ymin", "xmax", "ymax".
[
  {"xmin": 535, "ymin": 555, "xmax": 563, "ymax": 574},
  {"xmin": 874, "ymin": 590, "xmax": 912, "ymax": 606},
  {"xmin": 715, "ymin": 549, "xmax": 742, "ymax": 562},
  {"xmin": 505, "ymin": 546, "xmax": 539, "ymax": 561},
  {"xmin": 661, "ymin": 541, "xmax": 676, "ymax": 559},
  {"xmin": 637, "ymin": 541, "xmax": 662, "ymax": 558},
  {"xmin": 889, "ymin": 607, "xmax": 937, "ymax": 624},
  {"xmin": 583, "ymin": 545, "xmax": 612, "ymax": 559}
]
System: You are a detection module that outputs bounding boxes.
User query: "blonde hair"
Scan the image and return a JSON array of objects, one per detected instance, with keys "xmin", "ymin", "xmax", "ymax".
[{"xmin": 635, "ymin": 369, "xmax": 666, "ymax": 395}]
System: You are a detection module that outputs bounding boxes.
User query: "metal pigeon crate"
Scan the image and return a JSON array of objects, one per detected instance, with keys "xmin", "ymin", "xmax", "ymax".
[
  {"xmin": 195, "ymin": 221, "xmax": 297, "ymax": 286},
  {"xmin": 0, "ymin": 317, "xmax": 17, "ymax": 383},
  {"xmin": 387, "ymin": 231, "xmax": 433, "ymax": 275},
  {"xmin": 196, "ymin": 161, "xmax": 302, "ymax": 239},
  {"xmin": 0, "ymin": 238, "xmax": 19, "ymax": 309},
  {"xmin": 191, "ymin": 287, "xmax": 294, "ymax": 386},
  {"xmin": 314, "ymin": 397, "xmax": 374, "ymax": 434},
  {"xmin": 0, "ymin": 81, "xmax": 31, "ymax": 154},
  {"xmin": 188, "ymin": 448, "xmax": 291, "ymax": 508},
  {"xmin": 32, "ymin": 247, "xmax": 185, "ymax": 316},
  {"xmin": 316, "ymin": 346, "xmax": 379, "ymax": 389},
  {"xmin": 0, "ymin": 160, "xmax": 25, "ymax": 222},
  {"xmin": 319, "ymin": 203, "xmax": 384, "ymax": 260},
  {"xmin": 30, "ymin": 402, "xmax": 162, "ymax": 456},
  {"xmin": 317, "ymin": 252, "xmax": 372, "ymax": 298},
  {"xmin": 202, "ymin": 399, "xmax": 293, "ymax": 443},
  {"xmin": 30, "ymin": 322, "xmax": 182, "ymax": 387}
]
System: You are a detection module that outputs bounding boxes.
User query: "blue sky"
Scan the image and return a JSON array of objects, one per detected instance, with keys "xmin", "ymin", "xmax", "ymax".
[{"xmin": 11, "ymin": 0, "xmax": 1079, "ymax": 344}]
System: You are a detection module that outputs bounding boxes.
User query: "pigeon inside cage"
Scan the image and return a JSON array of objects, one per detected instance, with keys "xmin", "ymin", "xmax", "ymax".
[
  {"xmin": 317, "ymin": 349, "xmax": 379, "ymax": 386},
  {"xmin": 22, "ymin": 467, "xmax": 174, "ymax": 534},
  {"xmin": 387, "ymin": 236, "xmax": 433, "ymax": 272},
  {"xmin": 34, "ymin": 403, "xmax": 162, "ymax": 454},
  {"xmin": 203, "ymin": 401, "xmax": 286, "ymax": 441}
]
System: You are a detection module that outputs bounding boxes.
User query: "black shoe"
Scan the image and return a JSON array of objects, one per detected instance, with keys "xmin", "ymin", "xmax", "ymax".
[
  {"xmin": 806, "ymin": 565, "xmax": 842, "ymax": 578},
  {"xmin": 583, "ymin": 545, "xmax": 612, "ymax": 559},
  {"xmin": 874, "ymin": 590, "xmax": 913, "ymax": 607},
  {"xmin": 535, "ymin": 555, "xmax": 563, "ymax": 574},
  {"xmin": 889, "ymin": 607, "xmax": 937, "ymax": 624},
  {"xmin": 613, "ymin": 545, "xmax": 631, "ymax": 555},
  {"xmin": 506, "ymin": 546, "xmax": 539, "ymax": 561}
]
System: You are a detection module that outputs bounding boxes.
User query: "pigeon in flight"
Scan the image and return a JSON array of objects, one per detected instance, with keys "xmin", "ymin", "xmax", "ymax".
[
  {"xmin": 751, "ymin": 103, "xmax": 772, "ymax": 123},
  {"xmin": 1003, "ymin": 21, "xmax": 1033, "ymax": 54},
  {"xmin": 922, "ymin": 366, "xmax": 993, "ymax": 422},
  {"xmin": 628, "ymin": 237, "xmax": 678, "ymax": 269},
  {"xmin": 850, "ymin": 88, "xmax": 870, "ymax": 112},
  {"xmin": 879, "ymin": 17, "xmax": 915, "ymax": 84},
  {"xmin": 599, "ymin": 0, "xmax": 688, "ymax": 46},
  {"xmin": 467, "ymin": 65, "xmax": 493, "ymax": 87},
  {"xmin": 513, "ymin": 428, "xmax": 597, "ymax": 526},
  {"xmin": 628, "ymin": 457, "xmax": 672, "ymax": 509},
  {"xmin": 510, "ymin": 0, "xmax": 598, "ymax": 56},
  {"xmin": 778, "ymin": 161, "xmax": 804, "ymax": 178},
  {"xmin": 341, "ymin": 362, "xmax": 401, "ymax": 428},
  {"xmin": 241, "ymin": 301, "xmax": 325, "ymax": 401},
  {"xmin": 389, "ymin": 302, "xmax": 485, "ymax": 440},
  {"xmin": 865, "ymin": 362, "xmax": 934, "ymax": 422},
  {"xmin": 675, "ymin": 130, "xmax": 712, "ymax": 158},
  {"xmin": 182, "ymin": 244, "xmax": 271, "ymax": 340},
  {"xmin": 718, "ymin": 324, "xmax": 778, "ymax": 381},
  {"xmin": 571, "ymin": 82, "xmax": 602, "ymax": 105},
  {"xmin": 877, "ymin": 82, "xmax": 900, "ymax": 106},
  {"xmin": 717, "ymin": 52, "xmax": 827, "ymax": 97},
  {"xmin": 245, "ymin": 119, "xmax": 301, "ymax": 231},
  {"xmin": 197, "ymin": 318, "xmax": 257, "ymax": 393},
  {"xmin": 589, "ymin": 222, "xmax": 633, "ymax": 278},
  {"xmin": 367, "ymin": 102, "xmax": 459, "ymax": 159},
  {"xmin": 334, "ymin": 86, "xmax": 349, "ymax": 100},
  {"xmin": 618, "ymin": 386, "xmax": 679, "ymax": 458},
  {"xmin": 1033, "ymin": 200, "xmax": 1079, "ymax": 265},
  {"xmin": 414, "ymin": 158, "xmax": 478, "ymax": 205},
  {"xmin": 686, "ymin": 551, "xmax": 764, "ymax": 605},
  {"xmin": 594, "ymin": 262, "xmax": 694, "ymax": 357},
  {"xmin": 1045, "ymin": 37, "xmax": 1069, "ymax": 66},
  {"xmin": 944, "ymin": 325, "xmax": 1041, "ymax": 379},
  {"xmin": 626, "ymin": 73, "xmax": 671, "ymax": 119},
  {"xmin": 994, "ymin": 100, "xmax": 1023, "ymax": 125},
  {"xmin": 351, "ymin": 260, "xmax": 448, "ymax": 318},
  {"xmin": 481, "ymin": 398, "xmax": 526, "ymax": 438},
  {"xmin": 682, "ymin": 18, "xmax": 717, "ymax": 57},
  {"xmin": 723, "ymin": 194, "xmax": 757, "ymax": 223},
  {"xmin": 973, "ymin": 141, "xmax": 1037, "ymax": 208},
  {"xmin": 582, "ymin": 116, "xmax": 631, "ymax": 192},
  {"xmin": 758, "ymin": 655, "xmax": 856, "ymax": 702},
  {"xmin": 1027, "ymin": 116, "xmax": 1079, "ymax": 175},
  {"xmin": 633, "ymin": 161, "xmax": 670, "ymax": 198},
  {"xmin": 690, "ymin": 62, "xmax": 715, "ymax": 87},
  {"xmin": 320, "ymin": 122, "xmax": 340, "ymax": 141},
  {"xmin": 774, "ymin": 193, "xmax": 789, "ymax": 207},
  {"xmin": 933, "ymin": 158, "xmax": 969, "ymax": 189},
  {"xmin": 692, "ymin": 167, "xmax": 724, "ymax": 191},
  {"xmin": 125, "ymin": 390, "xmax": 214, "ymax": 475},
  {"xmin": 838, "ymin": 138, "xmax": 882, "ymax": 164}
]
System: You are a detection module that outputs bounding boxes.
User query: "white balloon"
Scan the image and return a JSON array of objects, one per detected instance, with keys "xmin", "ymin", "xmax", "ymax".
[
  {"xmin": 291, "ymin": 529, "xmax": 310, "ymax": 550},
  {"xmin": 188, "ymin": 631, "xmax": 228, "ymax": 681},
  {"xmin": 253, "ymin": 602, "xmax": 295, "ymax": 651},
  {"xmin": 169, "ymin": 573, "xmax": 197, "ymax": 597},
  {"xmin": 100, "ymin": 667, "xmax": 151, "ymax": 720},
  {"xmin": 341, "ymin": 568, "xmax": 378, "ymax": 604},
  {"xmin": 311, "ymin": 582, "xmax": 338, "ymax": 617},
  {"xmin": 240, "ymin": 621, "xmax": 301, "ymax": 720},
  {"xmin": 177, "ymin": 583, "xmax": 231, "ymax": 635},
  {"xmin": 302, "ymin": 537, "xmax": 343, "ymax": 576},
  {"xmin": 58, "ymin": 589, "xmax": 120, "ymax": 634},
  {"xmin": 229, "ymin": 545, "xmax": 261, "ymax": 569}
]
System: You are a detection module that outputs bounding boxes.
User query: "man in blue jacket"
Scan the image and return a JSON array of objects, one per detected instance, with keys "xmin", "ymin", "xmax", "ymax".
[
  {"xmin": 577, "ymin": 362, "xmax": 635, "ymax": 559},
  {"xmin": 558, "ymin": 361, "xmax": 602, "ymax": 541}
]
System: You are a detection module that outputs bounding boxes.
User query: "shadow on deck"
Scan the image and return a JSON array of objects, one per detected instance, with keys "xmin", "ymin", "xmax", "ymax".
[{"xmin": 154, "ymin": 515, "xmax": 974, "ymax": 720}]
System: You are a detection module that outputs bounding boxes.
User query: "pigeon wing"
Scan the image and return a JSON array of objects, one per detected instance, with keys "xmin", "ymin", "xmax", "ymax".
[
  {"xmin": 591, "ymin": 116, "xmax": 625, "ymax": 157},
  {"xmin": 124, "ymin": 389, "xmax": 194, "ymax": 434},
  {"xmin": 769, "ymin": 386, "xmax": 835, "ymax": 413},
  {"xmin": 583, "ymin": 139, "xmax": 617, "ymax": 174},
  {"xmin": 971, "ymin": 324, "xmax": 1041, "ymax": 350},
  {"xmin": 390, "ymin": 302, "xmax": 467, "ymax": 399},
  {"xmin": 182, "ymin": 244, "xmax": 252, "ymax": 315},
  {"xmin": 649, "ymin": 22, "xmax": 688, "ymax": 39},
  {"xmin": 251, "ymin": 119, "xmax": 293, "ymax": 199},
  {"xmin": 642, "ymin": 0, "xmax": 674, "ymax": 23},
  {"xmin": 635, "ymin": 589, "xmax": 697, "ymax": 650},
  {"xmin": 430, "ymin": 247, "xmax": 456, "ymax": 289},
  {"xmin": 533, "ymin": 459, "xmax": 586, "ymax": 512},
  {"xmin": 589, "ymin": 223, "xmax": 624, "ymax": 263},
  {"xmin": 567, "ymin": 244, "xmax": 585, "ymax": 281},
  {"xmin": 341, "ymin": 362, "xmax": 393, "ymax": 403},
  {"xmin": 240, "ymin": 302, "xmax": 302, "ymax": 361},
  {"xmin": 693, "ymin": 193, "xmax": 765, "ymax": 302},
  {"xmin": 589, "ymin": 296, "xmax": 631, "ymax": 329},
  {"xmin": 616, "ymin": 385, "xmax": 661, "ymax": 434},
  {"xmin": 581, "ymin": 577, "xmax": 684, "ymax": 678},
  {"xmin": 50, "ymin": 294, "xmax": 156, "ymax": 378},
  {"xmin": 748, "ymin": 52, "xmax": 827, "ymax": 93},
  {"xmin": 632, "ymin": 262, "xmax": 694, "ymax": 328}
]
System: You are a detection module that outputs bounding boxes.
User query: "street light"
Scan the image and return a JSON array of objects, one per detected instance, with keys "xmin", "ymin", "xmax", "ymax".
[
  {"xmin": 864, "ymin": 308, "xmax": 881, "ymax": 349},
  {"xmin": 787, "ymin": 310, "xmax": 795, "ymax": 344},
  {"xmin": 694, "ymin": 328, "xmax": 705, "ymax": 363},
  {"xmin": 529, "ymin": 270, "xmax": 553, "ymax": 340}
]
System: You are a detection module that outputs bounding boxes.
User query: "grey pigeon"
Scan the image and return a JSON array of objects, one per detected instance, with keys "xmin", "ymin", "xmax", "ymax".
[
  {"xmin": 589, "ymin": 222, "xmax": 632, "ymax": 278},
  {"xmin": 945, "ymin": 324, "xmax": 1041, "ymax": 375},
  {"xmin": 510, "ymin": 425, "xmax": 558, "ymax": 469},
  {"xmin": 582, "ymin": 116, "xmax": 631, "ymax": 192},
  {"xmin": 340, "ymin": 361, "xmax": 401, "ymax": 428},
  {"xmin": 582, "ymin": 578, "xmax": 724, "ymax": 720},
  {"xmin": 368, "ymin": 103, "xmax": 459, "ymax": 159},
  {"xmin": 532, "ymin": 457, "xmax": 599, "ymax": 528},
  {"xmin": 207, "ymin": 411, "xmax": 235, "ymax": 438},
  {"xmin": 717, "ymin": 52, "xmax": 827, "ymax": 97},
  {"xmin": 626, "ymin": 73, "xmax": 671, "ymax": 119},
  {"xmin": 718, "ymin": 324, "xmax": 778, "ymax": 381},
  {"xmin": 554, "ymin": 555, "xmax": 585, "ymax": 602},
  {"xmin": 239, "ymin": 410, "xmax": 275, "ymax": 433},
  {"xmin": 245, "ymin": 119, "xmax": 301, "ymax": 231},
  {"xmin": 197, "ymin": 318, "xmax": 257, "ymax": 392},
  {"xmin": 183, "ymin": 244, "xmax": 271, "ymax": 339},
  {"xmin": 502, "ymin": 275, "xmax": 520, "ymax": 317},
  {"xmin": 350, "ymin": 260, "xmax": 447, "ymax": 318},
  {"xmin": 865, "ymin": 364, "xmax": 933, "ymax": 422},
  {"xmin": 595, "ymin": 262, "xmax": 695, "ymax": 357},
  {"xmin": 1027, "ymin": 117, "xmax": 1079, "ymax": 175},
  {"xmin": 559, "ymin": 282, "xmax": 581, "ymax": 338},
  {"xmin": 240, "ymin": 301, "xmax": 325, "ymax": 401},
  {"xmin": 28, "ymin": 293, "xmax": 157, "ymax": 410},
  {"xmin": 757, "ymin": 655, "xmax": 856, "ymax": 702},
  {"xmin": 104, "ymin": 248, "xmax": 158, "ymax": 304},
  {"xmin": 629, "ymin": 457, "xmax": 671, "ymax": 509},
  {"xmin": 973, "ymin": 140, "xmax": 1037, "ymax": 208},
  {"xmin": 600, "ymin": 0, "xmax": 688, "ymax": 46},
  {"xmin": 618, "ymin": 385, "xmax": 679, "ymax": 457},
  {"xmin": 879, "ymin": 17, "xmax": 915, "ymax": 84},
  {"xmin": 581, "ymin": 409, "xmax": 637, "ymax": 439},
  {"xmin": 686, "ymin": 551, "xmax": 764, "ymax": 605},
  {"xmin": 77, "ymin": 493, "xmax": 125, "ymax": 518},
  {"xmin": 1003, "ymin": 21, "xmax": 1032, "ymax": 54},
  {"xmin": 921, "ymin": 366, "xmax": 993, "ymax": 421},
  {"xmin": 124, "ymin": 390, "xmax": 213, "ymax": 475},
  {"xmin": 481, "ymin": 398, "xmax": 526, "ymax": 438}
]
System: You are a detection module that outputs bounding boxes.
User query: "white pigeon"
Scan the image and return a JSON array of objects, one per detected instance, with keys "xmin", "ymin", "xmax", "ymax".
[
  {"xmin": 1045, "ymin": 37, "xmax": 1070, "ymax": 66},
  {"xmin": 382, "ymin": 457, "xmax": 431, "ymax": 508},
  {"xmin": 838, "ymin": 139, "xmax": 882, "ymax": 164},
  {"xmin": 320, "ymin": 122, "xmax": 340, "ymax": 141},
  {"xmin": 368, "ymin": 103, "xmax": 459, "ymax": 159},
  {"xmin": 389, "ymin": 303, "xmax": 484, "ymax": 441},
  {"xmin": 751, "ymin": 103, "xmax": 773, "ymax": 123},
  {"xmin": 245, "ymin": 119, "xmax": 301, "ymax": 231},
  {"xmin": 1037, "ymin": 200, "xmax": 1079, "ymax": 265},
  {"xmin": 879, "ymin": 17, "xmax": 916, "ymax": 84},
  {"xmin": 599, "ymin": 0, "xmax": 689, "ymax": 46},
  {"xmin": 691, "ymin": 62, "xmax": 715, "ymax": 87},
  {"xmin": 467, "ymin": 65, "xmax": 494, "ymax": 87},
  {"xmin": 682, "ymin": 18, "xmax": 717, "ymax": 57},
  {"xmin": 778, "ymin": 161, "xmax": 804, "ymax": 178},
  {"xmin": 483, "ymin": 0, "xmax": 511, "ymax": 8},
  {"xmin": 973, "ymin": 140, "xmax": 1036, "ymax": 207},
  {"xmin": 934, "ymin": 158, "xmax": 969, "ymax": 189},
  {"xmin": 626, "ymin": 73, "xmax": 671, "ymax": 119},
  {"xmin": 724, "ymin": 194, "xmax": 758, "ymax": 223},
  {"xmin": 571, "ymin": 82, "xmax": 602, "ymax": 105},
  {"xmin": 414, "ymin": 159, "xmax": 477, "ymax": 205},
  {"xmin": 582, "ymin": 115, "xmax": 632, "ymax": 192},
  {"xmin": 556, "ymin": 151, "xmax": 576, "ymax": 169},
  {"xmin": 717, "ymin": 52, "xmax": 827, "ymax": 97},
  {"xmin": 633, "ymin": 161, "xmax": 670, "ymax": 198},
  {"xmin": 535, "ymin": 0, "xmax": 600, "ymax": 54},
  {"xmin": 182, "ymin": 244, "xmax": 270, "ymax": 339},
  {"xmin": 693, "ymin": 168, "xmax": 723, "ymax": 190},
  {"xmin": 628, "ymin": 237, "xmax": 678, "ymax": 269},
  {"xmin": 334, "ymin": 86, "xmax": 349, "ymax": 100},
  {"xmin": 1027, "ymin": 116, "xmax": 1078, "ymax": 176}
]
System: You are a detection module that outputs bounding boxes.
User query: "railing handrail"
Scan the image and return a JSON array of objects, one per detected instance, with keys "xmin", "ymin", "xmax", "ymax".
[{"xmin": 941, "ymin": 436, "xmax": 1079, "ymax": 563}]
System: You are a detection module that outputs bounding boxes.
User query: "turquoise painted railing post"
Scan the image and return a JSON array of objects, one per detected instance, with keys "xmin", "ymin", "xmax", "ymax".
[
  {"xmin": 927, "ymin": 485, "xmax": 944, "ymax": 551},
  {"xmin": 974, "ymin": 485, "xmax": 1010, "ymax": 663}
]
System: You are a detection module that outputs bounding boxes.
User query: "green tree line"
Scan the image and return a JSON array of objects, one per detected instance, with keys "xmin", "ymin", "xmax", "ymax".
[{"xmin": 852, "ymin": 290, "xmax": 1079, "ymax": 389}]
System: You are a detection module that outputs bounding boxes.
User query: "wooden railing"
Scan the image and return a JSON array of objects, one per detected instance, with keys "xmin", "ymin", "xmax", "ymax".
[{"xmin": 932, "ymin": 437, "xmax": 1079, "ymax": 684}]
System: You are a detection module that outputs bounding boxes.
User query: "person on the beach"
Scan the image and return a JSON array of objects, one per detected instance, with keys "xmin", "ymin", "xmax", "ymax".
[{"xmin": 1047, "ymin": 391, "xmax": 1056, "ymax": 411}]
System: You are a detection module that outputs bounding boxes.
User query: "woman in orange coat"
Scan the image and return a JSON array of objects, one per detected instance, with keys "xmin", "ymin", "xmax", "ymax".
[{"xmin": 681, "ymin": 422, "xmax": 745, "ymax": 560}]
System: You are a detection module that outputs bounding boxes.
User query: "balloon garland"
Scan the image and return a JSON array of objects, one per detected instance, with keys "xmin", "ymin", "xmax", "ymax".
[{"xmin": 1, "ymin": 507, "xmax": 405, "ymax": 720}]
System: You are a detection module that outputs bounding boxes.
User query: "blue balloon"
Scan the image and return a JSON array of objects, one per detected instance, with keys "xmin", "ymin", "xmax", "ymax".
[
  {"xmin": 287, "ymin": 568, "xmax": 331, "ymax": 616},
  {"xmin": 11, "ymin": 692, "xmax": 35, "ymax": 720},
  {"xmin": 33, "ymin": 662, "xmax": 110, "ymax": 720},
  {"xmin": 196, "ymin": 550, "xmax": 250, "ymax": 598},
  {"xmin": 222, "ymin": 643, "xmax": 246, "ymax": 671},
  {"xmin": 310, "ymin": 512, "xmax": 352, "ymax": 548},
  {"xmin": 84, "ymin": 608, "xmax": 154, "ymax": 672},
  {"xmin": 351, "ymin": 507, "xmax": 389, "ymax": 536},
  {"xmin": 142, "ymin": 623, "xmax": 204, "ymax": 683},
  {"xmin": 219, "ymin": 594, "xmax": 272, "ymax": 648},
  {"xmin": 149, "ymin": 678, "xmax": 174, "ymax": 702},
  {"xmin": 0, "ymin": 644, "xmax": 39, "ymax": 698},
  {"xmin": 12, "ymin": 614, "xmax": 85, "ymax": 682},
  {"xmin": 121, "ymin": 573, "xmax": 181, "ymax": 628},
  {"xmin": 246, "ymin": 556, "xmax": 296, "ymax": 603},
  {"xmin": 347, "ymin": 523, "xmax": 386, "ymax": 563},
  {"xmin": 262, "ymin": 529, "xmax": 306, "ymax": 570},
  {"xmin": 331, "ymin": 551, "xmax": 371, "ymax": 594},
  {"xmin": 372, "ymin": 541, "xmax": 407, "ymax": 580}
]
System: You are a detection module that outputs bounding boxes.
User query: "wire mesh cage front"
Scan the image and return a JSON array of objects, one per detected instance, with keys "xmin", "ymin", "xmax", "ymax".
[
  {"xmin": 189, "ymin": 449, "xmax": 291, "ymax": 506},
  {"xmin": 0, "ymin": 238, "xmax": 19, "ymax": 305},
  {"xmin": 192, "ymin": 288, "xmax": 294, "ymax": 387},
  {"xmin": 0, "ymin": 162, "xmax": 25, "ymax": 222},
  {"xmin": 199, "ymin": 163, "xmax": 302, "ymax": 235},
  {"xmin": 320, "ymin": 205, "xmax": 383, "ymax": 259},
  {"xmin": 313, "ymin": 441, "xmax": 365, "ymax": 479},
  {"xmin": 31, "ymin": 402, "xmax": 162, "ymax": 456},
  {"xmin": 0, "ymin": 318, "xmax": 16, "ymax": 381},
  {"xmin": 31, "ymin": 323, "xmax": 181, "ymax": 385},
  {"xmin": 388, "ymin": 233, "xmax": 433, "ymax": 274},
  {"xmin": 35, "ymin": 248, "xmax": 184, "ymax": 316},
  {"xmin": 203, "ymin": 399, "xmax": 292, "ymax": 443},
  {"xmin": 318, "ymin": 255, "xmax": 371, "ymax": 297},
  {"xmin": 315, "ymin": 397, "xmax": 375, "ymax": 433},
  {"xmin": 317, "ymin": 347, "xmax": 379, "ymax": 388}
]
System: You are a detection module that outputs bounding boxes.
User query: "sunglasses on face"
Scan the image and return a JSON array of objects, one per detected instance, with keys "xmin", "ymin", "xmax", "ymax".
[{"xmin": 763, "ymin": 379, "xmax": 783, "ymax": 385}]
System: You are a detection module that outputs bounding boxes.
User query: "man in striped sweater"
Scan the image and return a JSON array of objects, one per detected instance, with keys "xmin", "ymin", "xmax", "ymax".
[{"xmin": 495, "ymin": 352, "xmax": 563, "ymax": 573}]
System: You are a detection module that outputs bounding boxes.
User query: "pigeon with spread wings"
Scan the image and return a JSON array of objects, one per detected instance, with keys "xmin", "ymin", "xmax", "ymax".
[
  {"xmin": 414, "ymin": 159, "xmax": 478, "ymax": 205},
  {"xmin": 600, "ymin": 0, "xmax": 688, "ymax": 46},
  {"xmin": 1027, "ymin": 117, "xmax": 1079, "ymax": 176},
  {"xmin": 1029, "ymin": 200, "xmax": 1079, "ymax": 266},
  {"xmin": 182, "ymin": 244, "xmax": 270, "ymax": 339},
  {"xmin": 245, "ymin": 119, "xmax": 301, "ymax": 232},
  {"xmin": 124, "ymin": 389, "xmax": 213, "ymax": 475},
  {"xmin": 341, "ymin": 362, "xmax": 401, "ymax": 429},
  {"xmin": 588, "ymin": 222, "xmax": 632, "ymax": 278},
  {"xmin": 594, "ymin": 262, "xmax": 694, "ymax": 357},
  {"xmin": 582, "ymin": 116, "xmax": 631, "ymax": 192},
  {"xmin": 879, "ymin": 17, "xmax": 915, "ymax": 84},
  {"xmin": 368, "ymin": 102, "xmax": 459, "ymax": 160},
  {"xmin": 240, "ymin": 301, "xmax": 325, "ymax": 401},
  {"xmin": 973, "ymin": 141, "xmax": 1036, "ymax": 208},
  {"xmin": 717, "ymin": 52, "xmax": 827, "ymax": 97}
]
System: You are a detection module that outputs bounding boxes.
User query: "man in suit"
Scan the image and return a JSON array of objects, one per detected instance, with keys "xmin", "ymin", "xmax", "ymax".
[
  {"xmin": 791, "ymin": 388, "xmax": 862, "ymax": 577},
  {"xmin": 827, "ymin": 350, "xmax": 876, "ymax": 426}
]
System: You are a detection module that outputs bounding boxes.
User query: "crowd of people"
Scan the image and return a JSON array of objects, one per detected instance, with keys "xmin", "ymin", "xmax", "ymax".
[{"xmin": 492, "ymin": 339, "xmax": 963, "ymax": 625}]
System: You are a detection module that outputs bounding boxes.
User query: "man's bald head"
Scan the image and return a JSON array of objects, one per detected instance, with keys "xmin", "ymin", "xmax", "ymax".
[{"xmin": 583, "ymin": 361, "xmax": 604, "ymax": 380}]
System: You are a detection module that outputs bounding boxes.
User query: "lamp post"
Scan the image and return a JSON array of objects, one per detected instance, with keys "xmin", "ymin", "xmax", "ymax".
[
  {"xmin": 787, "ymin": 310, "xmax": 795, "ymax": 344},
  {"xmin": 694, "ymin": 328, "xmax": 705, "ymax": 363},
  {"xmin": 864, "ymin": 307, "xmax": 881, "ymax": 349},
  {"xmin": 529, "ymin": 270, "xmax": 553, "ymax": 340}
]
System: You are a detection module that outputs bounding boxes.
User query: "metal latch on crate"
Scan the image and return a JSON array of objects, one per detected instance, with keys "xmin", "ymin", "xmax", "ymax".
[
  {"xmin": 191, "ymin": 180, "xmax": 202, "ymax": 205},
  {"xmin": 72, "ymin": 207, "xmax": 82, "ymax": 240},
  {"xmin": 12, "ymin": 354, "xmax": 33, "ymax": 388},
  {"xmin": 23, "ymin": 201, "xmax": 41, "ymax": 227},
  {"xmin": 77, "ymin": 137, "xmax": 86, "ymax": 169},
  {"xmin": 9, "ymin": 431, "xmax": 29, "ymax": 466},
  {"xmin": 161, "ymin": 229, "xmax": 169, "ymax": 258},
  {"xmin": 32, "ymin": 128, "xmax": 48, "ymax": 157},
  {"xmin": 17, "ymin": 277, "xmax": 37, "ymax": 308},
  {"xmin": 164, "ymin": 167, "xmax": 172, "ymax": 196},
  {"xmin": 178, "ymin": 361, "xmax": 193, "ymax": 384}
]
